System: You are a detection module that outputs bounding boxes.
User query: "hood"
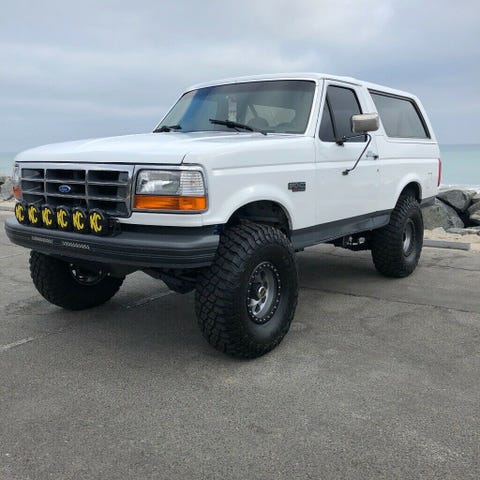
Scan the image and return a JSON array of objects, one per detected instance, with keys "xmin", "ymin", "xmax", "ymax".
[{"xmin": 15, "ymin": 131, "xmax": 282, "ymax": 165}]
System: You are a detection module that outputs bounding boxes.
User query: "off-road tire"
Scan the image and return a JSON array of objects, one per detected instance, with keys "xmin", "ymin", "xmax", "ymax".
[
  {"xmin": 371, "ymin": 195, "xmax": 423, "ymax": 278},
  {"xmin": 195, "ymin": 222, "xmax": 298, "ymax": 358},
  {"xmin": 30, "ymin": 251, "xmax": 124, "ymax": 310}
]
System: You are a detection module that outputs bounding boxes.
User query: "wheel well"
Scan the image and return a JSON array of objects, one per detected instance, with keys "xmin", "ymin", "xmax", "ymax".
[
  {"xmin": 400, "ymin": 182, "xmax": 421, "ymax": 202},
  {"xmin": 228, "ymin": 201, "xmax": 291, "ymax": 235}
]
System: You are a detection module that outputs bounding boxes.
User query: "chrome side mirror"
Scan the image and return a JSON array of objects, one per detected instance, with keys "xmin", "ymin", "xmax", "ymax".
[{"xmin": 351, "ymin": 113, "xmax": 379, "ymax": 133}]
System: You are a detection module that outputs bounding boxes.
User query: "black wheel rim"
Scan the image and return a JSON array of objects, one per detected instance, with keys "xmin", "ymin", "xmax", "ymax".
[
  {"xmin": 246, "ymin": 261, "xmax": 281, "ymax": 324},
  {"xmin": 69, "ymin": 265, "xmax": 106, "ymax": 285},
  {"xmin": 403, "ymin": 218, "xmax": 416, "ymax": 256}
]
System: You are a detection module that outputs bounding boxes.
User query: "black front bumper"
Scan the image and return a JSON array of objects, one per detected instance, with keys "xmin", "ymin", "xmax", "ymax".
[{"xmin": 5, "ymin": 218, "xmax": 219, "ymax": 269}]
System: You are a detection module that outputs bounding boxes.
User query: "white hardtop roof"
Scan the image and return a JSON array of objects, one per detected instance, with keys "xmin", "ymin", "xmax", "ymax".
[{"xmin": 188, "ymin": 73, "xmax": 415, "ymax": 99}]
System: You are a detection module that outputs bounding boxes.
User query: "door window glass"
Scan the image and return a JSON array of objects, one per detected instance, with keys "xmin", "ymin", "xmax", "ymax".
[{"xmin": 319, "ymin": 86, "xmax": 364, "ymax": 142}]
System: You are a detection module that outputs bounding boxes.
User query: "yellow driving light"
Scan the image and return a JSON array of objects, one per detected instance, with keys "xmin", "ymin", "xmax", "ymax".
[
  {"xmin": 88, "ymin": 209, "xmax": 108, "ymax": 235},
  {"xmin": 72, "ymin": 207, "xmax": 89, "ymax": 233},
  {"xmin": 41, "ymin": 205, "xmax": 56, "ymax": 229},
  {"xmin": 56, "ymin": 206, "xmax": 72, "ymax": 231},
  {"xmin": 27, "ymin": 204, "xmax": 42, "ymax": 227},
  {"xmin": 14, "ymin": 202, "xmax": 29, "ymax": 225},
  {"xmin": 133, "ymin": 195, "xmax": 207, "ymax": 211}
]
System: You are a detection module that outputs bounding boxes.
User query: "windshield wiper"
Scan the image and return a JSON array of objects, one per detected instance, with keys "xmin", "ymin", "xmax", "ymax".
[
  {"xmin": 153, "ymin": 124, "xmax": 182, "ymax": 133},
  {"xmin": 209, "ymin": 119, "xmax": 267, "ymax": 136}
]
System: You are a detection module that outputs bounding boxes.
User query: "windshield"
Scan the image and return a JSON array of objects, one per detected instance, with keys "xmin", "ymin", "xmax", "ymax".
[{"xmin": 157, "ymin": 80, "xmax": 316, "ymax": 135}]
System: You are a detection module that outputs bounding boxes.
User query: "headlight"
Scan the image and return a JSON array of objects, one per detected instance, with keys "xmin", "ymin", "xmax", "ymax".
[
  {"xmin": 12, "ymin": 164, "xmax": 22, "ymax": 200},
  {"xmin": 134, "ymin": 169, "xmax": 207, "ymax": 212}
]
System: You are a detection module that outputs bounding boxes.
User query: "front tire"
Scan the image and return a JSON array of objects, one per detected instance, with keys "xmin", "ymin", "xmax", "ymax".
[
  {"xmin": 30, "ymin": 251, "xmax": 124, "ymax": 310},
  {"xmin": 195, "ymin": 222, "xmax": 298, "ymax": 359},
  {"xmin": 371, "ymin": 195, "xmax": 423, "ymax": 278}
]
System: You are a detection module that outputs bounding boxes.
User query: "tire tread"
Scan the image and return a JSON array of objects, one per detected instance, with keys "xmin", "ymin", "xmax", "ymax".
[
  {"xmin": 371, "ymin": 195, "xmax": 423, "ymax": 278},
  {"xmin": 30, "ymin": 251, "xmax": 124, "ymax": 310},
  {"xmin": 195, "ymin": 222, "xmax": 298, "ymax": 358}
]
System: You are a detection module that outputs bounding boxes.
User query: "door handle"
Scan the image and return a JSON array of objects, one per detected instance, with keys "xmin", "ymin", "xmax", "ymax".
[{"xmin": 366, "ymin": 151, "xmax": 379, "ymax": 160}]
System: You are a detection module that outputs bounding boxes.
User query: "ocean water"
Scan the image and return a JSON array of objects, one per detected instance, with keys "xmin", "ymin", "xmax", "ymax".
[
  {"xmin": 1, "ymin": 144, "xmax": 479, "ymax": 189},
  {"xmin": 439, "ymin": 144, "xmax": 480, "ymax": 191}
]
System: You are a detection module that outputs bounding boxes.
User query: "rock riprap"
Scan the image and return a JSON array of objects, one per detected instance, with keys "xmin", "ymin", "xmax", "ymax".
[
  {"xmin": 437, "ymin": 189, "xmax": 476, "ymax": 212},
  {"xmin": 422, "ymin": 198, "xmax": 464, "ymax": 230},
  {"xmin": 424, "ymin": 188, "xmax": 480, "ymax": 233},
  {"xmin": 0, "ymin": 176, "xmax": 13, "ymax": 201}
]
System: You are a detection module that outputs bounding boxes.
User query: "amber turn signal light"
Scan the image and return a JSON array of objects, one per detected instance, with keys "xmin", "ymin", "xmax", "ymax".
[{"xmin": 134, "ymin": 195, "xmax": 207, "ymax": 211}]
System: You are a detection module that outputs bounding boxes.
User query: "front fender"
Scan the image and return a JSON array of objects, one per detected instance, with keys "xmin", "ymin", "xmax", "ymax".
[
  {"xmin": 212, "ymin": 185, "xmax": 295, "ymax": 229},
  {"xmin": 204, "ymin": 164, "xmax": 317, "ymax": 230}
]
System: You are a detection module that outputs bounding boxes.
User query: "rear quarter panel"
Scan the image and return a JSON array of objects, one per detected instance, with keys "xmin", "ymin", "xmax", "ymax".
[
  {"xmin": 376, "ymin": 140, "xmax": 440, "ymax": 209},
  {"xmin": 364, "ymin": 90, "xmax": 440, "ymax": 209}
]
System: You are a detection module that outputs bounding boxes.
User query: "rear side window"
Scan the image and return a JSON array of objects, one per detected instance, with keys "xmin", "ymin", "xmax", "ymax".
[
  {"xmin": 370, "ymin": 91, "xmax": 429, "ymax": 139},
  {"xmin": 319, "ymin": 86, "xmax": 364, "ymax": 142}
]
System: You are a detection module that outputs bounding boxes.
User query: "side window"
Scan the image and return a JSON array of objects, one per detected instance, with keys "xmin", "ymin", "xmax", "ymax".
[
  {"xmin": 319, "ymin": 85, "xmax": 363, "ymax": 142},
  {"xmin": 370, "ymin": 91, "xmax": 429, "ymax": 138}
]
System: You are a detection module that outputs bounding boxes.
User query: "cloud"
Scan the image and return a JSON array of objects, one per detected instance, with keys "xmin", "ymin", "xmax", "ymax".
[{"xmin": 0, "ymin": 0, "xmax": 479, "ymax": 151}]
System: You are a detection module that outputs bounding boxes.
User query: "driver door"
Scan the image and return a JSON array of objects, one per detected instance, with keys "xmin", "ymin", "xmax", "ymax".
[{"xmin": 315, "ymin": 82, "xmax": 380, "ymax": 227}]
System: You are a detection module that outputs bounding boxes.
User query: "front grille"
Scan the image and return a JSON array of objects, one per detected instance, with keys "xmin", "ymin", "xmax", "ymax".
[{"xmin": 20, "ymin": 163, "xmax": 133, "ymax": 217}]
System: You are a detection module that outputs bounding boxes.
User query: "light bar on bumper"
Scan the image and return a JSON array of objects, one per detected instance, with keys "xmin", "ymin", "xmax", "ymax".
[{"xmin": 134, "ymin": 169, "xmax": 207, "ymax": 212}]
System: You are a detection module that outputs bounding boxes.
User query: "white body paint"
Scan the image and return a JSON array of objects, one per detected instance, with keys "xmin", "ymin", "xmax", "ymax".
[{"xmin": 15, "ymin": 73, "xmax": 440, "ymax": 232}]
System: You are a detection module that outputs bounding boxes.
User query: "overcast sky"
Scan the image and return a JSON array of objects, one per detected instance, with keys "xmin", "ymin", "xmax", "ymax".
[{"xmin": 1, "ymin": 0, "xmax": 479, "ymax": 152}]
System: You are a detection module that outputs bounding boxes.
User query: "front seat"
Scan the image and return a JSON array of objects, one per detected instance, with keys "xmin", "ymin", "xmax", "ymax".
[{"xmin": 247, "ymin": 117, "xmax": 269, "ymax": 130}]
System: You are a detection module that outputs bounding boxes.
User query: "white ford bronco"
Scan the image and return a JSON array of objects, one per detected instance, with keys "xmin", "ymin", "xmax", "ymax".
[{"xmin": 6, "ymin": 73, "xmax": 440, "ymax": 358}]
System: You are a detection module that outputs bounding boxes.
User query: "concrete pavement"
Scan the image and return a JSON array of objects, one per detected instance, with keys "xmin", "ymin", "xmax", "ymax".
[{"xmin": 0, "ymin": 210, "xmax": 479, "ymax": 479}]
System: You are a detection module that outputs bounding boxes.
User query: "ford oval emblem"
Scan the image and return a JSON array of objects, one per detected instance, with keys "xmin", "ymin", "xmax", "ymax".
[{"xmin": 59, "ymin": 184, "xmax": 72, "ymax": 193}]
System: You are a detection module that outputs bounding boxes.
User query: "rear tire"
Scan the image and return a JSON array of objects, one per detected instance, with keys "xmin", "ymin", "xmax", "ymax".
[
  {"xmin": 195, "ymin": 222, "xmax": 298, "ymax": 359},
  {"xmin": 371, "ymin": 195, "xmax": 423, "ymax": 278},
  {"xmin": 30, "ymin": 251, "xmax": 124, "ymax": 310}
]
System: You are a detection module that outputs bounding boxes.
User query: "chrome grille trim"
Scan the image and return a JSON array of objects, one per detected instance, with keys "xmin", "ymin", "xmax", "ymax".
[{"xmin": 19, "ymin": 162, "xmax": 134, "ymax": 217}]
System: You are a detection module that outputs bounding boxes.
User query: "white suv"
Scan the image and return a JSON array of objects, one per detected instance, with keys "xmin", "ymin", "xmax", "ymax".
[{"xmin": 6, "ymin": 73, "xmax": 440, "ymax": 358}]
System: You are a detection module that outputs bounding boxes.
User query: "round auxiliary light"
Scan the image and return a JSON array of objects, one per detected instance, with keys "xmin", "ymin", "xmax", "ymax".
[
  {"xmin": 56, "ymin": 206, "xmax": 72, "ymax": 231},
  {"xmin": 72, "ymin": 207, "xmax": 89, "ymax": 233},
  {"xmin": 88, "ymin": 209, "xmax": 108, "ymax": 235},
  {"xmin": 41, "ymin": 205, "xmax": 56, "ymax": 229},
  {"xmin": 27, "ymin": 204, "xmax": 42, "ymax": 227},
  {"xmin": 14, "ymin": 201, "xmax": 29, "ymax": 225}
]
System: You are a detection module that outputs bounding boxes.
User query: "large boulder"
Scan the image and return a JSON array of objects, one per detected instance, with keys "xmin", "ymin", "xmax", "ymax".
[
  {"xmin": 0, "ymin": 177, "xmax": 13, "ymax": 201},
  {"xmin": 422, "ymin": 199, "xmax": 464, "ymax": 230},
  {"xmin": 472, "ymin": 193, "xmax": 480, "ymax": 204},
  {"xmin": 437, "ymin": 189, "xmax": 476, "ymax": 212},
  {"xmin": 467, "ymin": 201, "xmax": 480, "ymax": 216},
  {"xmin": 471, "ymin": 213, "xmax": 480, "ymax": 226}
]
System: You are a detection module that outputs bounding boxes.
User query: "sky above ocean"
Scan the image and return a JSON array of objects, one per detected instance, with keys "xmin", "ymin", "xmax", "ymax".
[{"xmin": 1, "ymin": 0, "xmax": 479, "ymax": 154}]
